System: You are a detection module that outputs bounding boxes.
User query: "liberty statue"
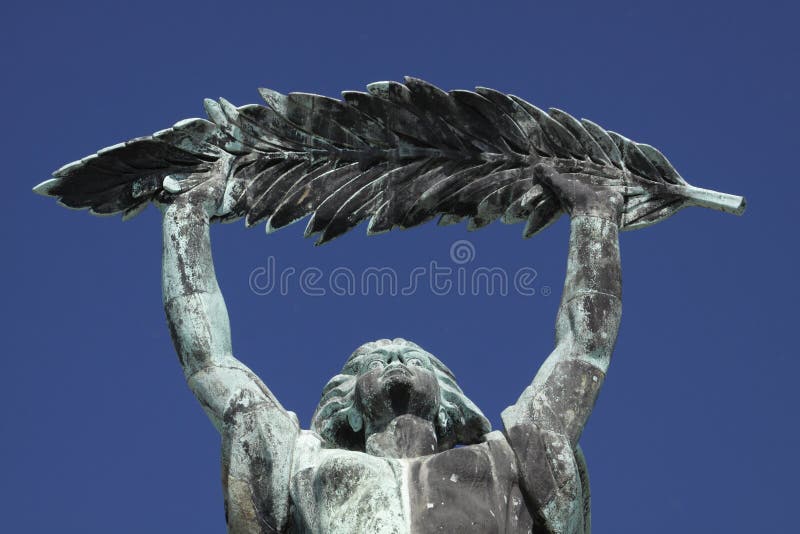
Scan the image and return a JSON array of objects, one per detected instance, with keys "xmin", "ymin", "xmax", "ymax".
[{"xmin": 35, "ymin": 78, "xmax": 745, "ymax": 533}]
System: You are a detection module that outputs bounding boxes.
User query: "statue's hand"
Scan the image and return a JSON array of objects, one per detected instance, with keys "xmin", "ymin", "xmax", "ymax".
[
  {"xmin": 534, "ymin": 164, "xmax": 624, "ymax": 223},
  {"xmin": 157, "ymin": 171, "xmax": 236, "ymax": 218}
]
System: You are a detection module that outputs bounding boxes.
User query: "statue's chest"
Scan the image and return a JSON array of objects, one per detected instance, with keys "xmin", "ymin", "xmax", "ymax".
[
  {"xmin": 406, "ymin": 442, "xmax": 534, "ymax": 534},
  {"xmin": 288, "ymin": 433, "xmax": 533, "ymax": 534}
]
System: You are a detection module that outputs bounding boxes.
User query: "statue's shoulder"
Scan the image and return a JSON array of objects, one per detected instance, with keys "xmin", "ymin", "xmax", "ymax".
[
  {"xmin": 291, "ymin": 430, "xmax": 328, "ymax": 473},
  {"xmin": 480, "ymin": 429, "xmax": 518, "ymax": 463},
  {"xmin": 481, "ymin": 429, "xmax": 511, "ymax": 445}
]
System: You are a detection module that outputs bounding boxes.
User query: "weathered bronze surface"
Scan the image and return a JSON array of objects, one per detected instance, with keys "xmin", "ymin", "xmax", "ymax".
[
  {"xmin": 34, "ymin": 79, "xmax": 745, "ymax": 533},
  {"xmin": 34, "ymin": 77, "xmax": 743, "ymax": 242}
]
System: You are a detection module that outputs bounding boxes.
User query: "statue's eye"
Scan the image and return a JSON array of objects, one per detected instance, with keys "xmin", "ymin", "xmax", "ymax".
[
  {"xmin": 367, "ymin": 360, "xmax": 385, "ymax": 370},
  {"xmin": 406, "ymin": 357, "xmax": 423, "ymax": 367}
]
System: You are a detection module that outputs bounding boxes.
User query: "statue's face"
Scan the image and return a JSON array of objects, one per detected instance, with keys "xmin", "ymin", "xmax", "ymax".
[{"xmin": 354, "ymin": 344, "xmax": 441, "ymax": 431}]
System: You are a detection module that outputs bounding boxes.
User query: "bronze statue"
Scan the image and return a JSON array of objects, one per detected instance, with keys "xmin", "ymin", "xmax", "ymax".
[{"xmin": 35, "ymin": 78, "xmax": 745, "ymax": 533}]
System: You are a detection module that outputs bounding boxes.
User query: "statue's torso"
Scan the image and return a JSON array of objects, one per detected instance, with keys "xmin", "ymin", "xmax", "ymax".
[{"xmin": 288, "ymin": 431, "xmax": 534, "ymax": 534}]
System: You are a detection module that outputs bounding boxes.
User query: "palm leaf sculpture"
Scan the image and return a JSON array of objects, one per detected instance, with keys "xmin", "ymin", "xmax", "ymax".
[{"xmin": 34, "ymin": 77, "xmax": 745, "ymax": 243}]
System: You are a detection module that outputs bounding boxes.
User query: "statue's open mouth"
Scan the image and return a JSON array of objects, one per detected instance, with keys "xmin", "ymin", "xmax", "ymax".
[{"xmin": 388, "ymin": 382, "xmax": 411, "ymax": 415}]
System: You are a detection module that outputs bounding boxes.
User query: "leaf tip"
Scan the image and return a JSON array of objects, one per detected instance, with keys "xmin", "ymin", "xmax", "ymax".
[{"xmin": 33, "ymin": 178, "xmax": 59, "ymax": 196}]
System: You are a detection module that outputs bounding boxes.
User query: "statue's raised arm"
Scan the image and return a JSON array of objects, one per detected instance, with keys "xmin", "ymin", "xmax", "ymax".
[
  {"xmin": 503, "ymin": 165, "xmax": 624, "ymax": 533},
  {"xmin": 160, "ymin": 164, "xmax": 299, "ymax": 532}
]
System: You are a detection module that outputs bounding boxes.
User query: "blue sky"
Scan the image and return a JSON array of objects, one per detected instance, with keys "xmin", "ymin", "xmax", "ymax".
[{"xmin": 2, "ymin": 0, "xmax": 797, "ymax": 532}]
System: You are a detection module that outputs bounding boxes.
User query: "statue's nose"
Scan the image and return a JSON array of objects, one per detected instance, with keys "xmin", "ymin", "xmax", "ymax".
[{"xmin": 385, "ymin": 352, "xmax": 404, "ymax": 364}]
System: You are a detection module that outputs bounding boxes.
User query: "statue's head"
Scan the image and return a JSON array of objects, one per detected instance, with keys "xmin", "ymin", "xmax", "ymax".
[{"xmin": 311, "ymin": 338, "xmax": 491, "ymax": 451}]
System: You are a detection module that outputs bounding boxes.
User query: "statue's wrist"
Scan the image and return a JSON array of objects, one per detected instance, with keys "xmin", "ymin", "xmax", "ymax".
[
  {"xmin": 569, "ymin": 205, "xmax": 622, "ymax": 224},
  {"xmin": 568, "ymin": 194, "xmax": 623, "ymax": 224},
  {"xmin": 163, "ymin": 199, "xmax": 212, "ymax": 227}
]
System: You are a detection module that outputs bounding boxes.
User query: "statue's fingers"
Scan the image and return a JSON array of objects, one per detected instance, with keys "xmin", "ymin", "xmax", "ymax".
[
  {"xmin": 217, "ymin": 176, "xmax": 244, "ymax": 217},
  {"xmin": 608, "ymin": 183, "xmax": 646, "ymax": 195},
  {"xmin": 562, "ymin": 172, "xmax": 624, "ymax": 187}
]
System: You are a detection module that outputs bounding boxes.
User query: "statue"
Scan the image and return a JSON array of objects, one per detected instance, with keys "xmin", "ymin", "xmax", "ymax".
[{"xmin": 34, "ymin": 78, "xmax": 745, "ymax": 533}]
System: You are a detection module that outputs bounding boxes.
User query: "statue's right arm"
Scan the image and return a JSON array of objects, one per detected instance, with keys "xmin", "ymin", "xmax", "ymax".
[
  {"xmin": 162, "ymin": 197, "xmax": 299, "ymax": 533},
  {"xmin": 502, "ymin": 167, "xmax": 623, "ymax": 533},
  {"xmin": 502, "ymin": 167, "xmax": 623, "ymax": 445}
]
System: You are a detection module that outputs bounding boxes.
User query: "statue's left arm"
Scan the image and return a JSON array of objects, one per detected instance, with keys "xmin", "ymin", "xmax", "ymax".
[
  {"xmin": 502, "ymin": 166, "xmax": 623, "ymax": 533},
  {"xmin": 161, "ymin": 169, "xmax": 300, "ymax": 534}
]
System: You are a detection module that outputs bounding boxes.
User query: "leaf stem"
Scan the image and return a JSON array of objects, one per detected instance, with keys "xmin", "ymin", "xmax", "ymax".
[{"xmin": 679, "ymin": 185, "xmax": 746, "ymax": 215}]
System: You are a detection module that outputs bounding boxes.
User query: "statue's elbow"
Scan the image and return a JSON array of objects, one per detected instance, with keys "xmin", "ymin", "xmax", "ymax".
[{"xmin": 557, "ymin": 333, "xmax": 615, "ymax": 372}]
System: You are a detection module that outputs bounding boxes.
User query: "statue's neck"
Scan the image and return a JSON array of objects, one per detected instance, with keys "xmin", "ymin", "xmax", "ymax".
[{"xmin": 365, "ymin": 414, "xmax": 438, "ymax": 459}]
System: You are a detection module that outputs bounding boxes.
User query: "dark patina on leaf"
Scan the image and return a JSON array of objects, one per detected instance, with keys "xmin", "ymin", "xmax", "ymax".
[{"xmin": 34, "ymin": 77, "xmax": 745, "ymax": 243}]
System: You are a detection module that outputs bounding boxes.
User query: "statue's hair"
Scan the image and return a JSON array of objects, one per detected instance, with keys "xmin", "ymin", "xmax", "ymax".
[{"xmin": 310, "ymin": 338, "xmax": 491, "ymax": 451}]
